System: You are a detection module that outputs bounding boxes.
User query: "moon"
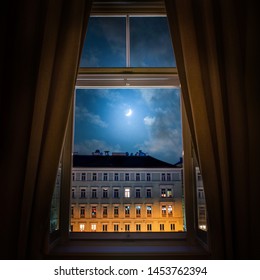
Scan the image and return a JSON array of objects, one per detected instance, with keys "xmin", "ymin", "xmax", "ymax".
[{"xmin": 125, "ymin": 109, "xmax": 133, "ymax": 117}]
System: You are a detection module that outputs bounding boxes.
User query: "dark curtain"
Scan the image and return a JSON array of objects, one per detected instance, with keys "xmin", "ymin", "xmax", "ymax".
[
  {"xmin": 1, "ymin": 0, "xmax": 92, "ymax": 259},
  {"xmin": 165, "ymin": 0, "xmax": 260, "ymax": 258}
]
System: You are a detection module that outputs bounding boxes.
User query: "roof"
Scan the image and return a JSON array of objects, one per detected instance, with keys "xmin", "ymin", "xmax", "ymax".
[{"xmin": 73, "ymin": 154, "xmax": 181, "ymax": 168}]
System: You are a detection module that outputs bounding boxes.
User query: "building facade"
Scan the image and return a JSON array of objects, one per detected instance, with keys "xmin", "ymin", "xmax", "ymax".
[{"xmin": 70, "ymin": 152, "xmax": 184, "ymax": 232}]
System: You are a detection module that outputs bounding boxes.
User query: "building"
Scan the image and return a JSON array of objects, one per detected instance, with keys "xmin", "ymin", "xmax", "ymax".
[{"xmin": 70, "ymin": 152, "xmax": 184, "ymax": 232}]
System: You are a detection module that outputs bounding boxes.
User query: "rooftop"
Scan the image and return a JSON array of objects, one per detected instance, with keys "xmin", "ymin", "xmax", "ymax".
[{"xmin": 73, "ymin": 154, "xmax": 182, "ymax": 168}]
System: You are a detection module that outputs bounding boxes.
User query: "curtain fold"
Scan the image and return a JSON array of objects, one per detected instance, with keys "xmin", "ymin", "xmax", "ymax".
[
  {"xmin": 165, "ymin": 0, "xmax": 260, "ymax": 258},
  {"xmin": 1, "ymin": 0, "xmax": 92, "ymax": 259}
]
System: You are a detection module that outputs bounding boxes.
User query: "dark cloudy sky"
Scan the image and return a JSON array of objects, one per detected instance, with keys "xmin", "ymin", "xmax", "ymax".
[{"xmin": 74, "ymin": 16, "xmax": 182, "ymax": 164}]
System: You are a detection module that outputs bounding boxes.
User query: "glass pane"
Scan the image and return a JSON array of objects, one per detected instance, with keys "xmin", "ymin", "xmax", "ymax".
[
  {"xmin": 130, "ymin": 17, "xmax": 176, "ymax": 67},
  {"xmin": 71, "ymin": 88, "xmax": 184, "ymax": 232},
  {"xmin": 80, "ymin": 17, "xmax": 126, "ymax": 67}
]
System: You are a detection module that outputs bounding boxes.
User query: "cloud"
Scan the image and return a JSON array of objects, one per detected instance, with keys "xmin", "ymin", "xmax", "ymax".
[
  {"xmin": 144, "ymin": 116, "xmax": 155, "ymax": 126},
  {"xmin": 74, "ymin": 139, "xmax": 121, "ymax": 155},
  {"xmin": 75, "ymin": 106, "xmax": 108, "ymax": 128}
]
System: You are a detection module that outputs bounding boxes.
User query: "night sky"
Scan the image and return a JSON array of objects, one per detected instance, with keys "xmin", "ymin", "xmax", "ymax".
[{"xmin": 74, "ymin": 16, "xmax": 182, "ymax": 164}]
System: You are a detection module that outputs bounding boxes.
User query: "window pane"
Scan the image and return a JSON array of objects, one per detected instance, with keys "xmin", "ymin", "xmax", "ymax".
[
  {"xmin": 130, "ymin": 17, "xmax": 176, "ymax": 67},
  {"xmin": 80, "ymin": 17, "xmax": 126, "ymax": 67}
]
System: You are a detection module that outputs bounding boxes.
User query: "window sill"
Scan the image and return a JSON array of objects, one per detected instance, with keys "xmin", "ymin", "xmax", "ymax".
[{"xmin": 48, "ymin": 232, "xmax": 210, "ymax": 259}]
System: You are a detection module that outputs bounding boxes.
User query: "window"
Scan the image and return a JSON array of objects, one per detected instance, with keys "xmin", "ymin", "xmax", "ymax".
[
  {"xmin": 81, "ymin": 173, "xmax": 86, "ymax": 181},
  {"xmin": 161, "ymin": 205, "xmax": 167, "ymax": 217},
  {"xmin": 171, "ymin": 223, "xmax": 176, "ymax": 231},
  {"xmin": 80, "ymin": 188, "xmax": 86, "ymax": 198},
  {"xmin": 124, "ymin": 188, "xmax": 130, "ymax": 198},
  {"xmin": 103, "ymin": 206, "xmax": 108, "ymax": 218},
  {"xmin": 91, "ymin": 189, "xmax": 97, "ymax": 198},
  {"xmin": 113, "ymin": 224, "xmax": 119, "ymax": 232},
  {"xmin": 161, "ymin": 173, "xmax": 166, "ymax": 181},
  {"xmin": 167, "ymin": 189, "xmax": 173, "ymax": 197},
  {"xmin": 147, "ymin": 224, "xmax": 152, "ymax": 231},
  {"xmin": 91, "ymin": 206, "xmax": 97, "ymax": 218},
  {"xmin": 69, "ymin": 11, "xmax": 185, "ymax": 234},
  {"xmin": 79, "ymin": 224, "xmax": 85, "ymax": 232},
  {"xmin": 146, "ymin": 205, "xmax": 152, "ymax": 217},
  {"xmin": 125, "ymin": 205, "xmax": 130, "ymax": 217},
  {"xmin": 114, "ymin": 206, "xmax": 119, "ymax": 217},
  {"xmin": 167, "ymin": 173, "xmax": 171, "ymax": 181},
  {"xmin": 80, "ymin": 206, "xmax": 85, "ymax": 218},
  {"xmin": 102, "ymin": 188, "xmax": 108, "ymax": 198},
  {"xmin": 161, "ymin": 188, "xmax": 166, "ymax": 197},
  {"xmin": 160, "ymin": 224, "xmax": 165, "ymax": 231},
  {"xmin": 71, "ymin": 206, "xmax": 74, "ymax": 218},
  {"xmin": 168, "ymin": 205, "xmax": 173, "ymax": 216},
  {"xmin": 136, "ymin": 224, "xmax": 141, "ymax": 231},
  {"xmin": 91, "ymin": 224, "xmax": 96, "ymax": 232},
  {"xmin": 102, "ymin": 224, "xmax": 108, "ymax": 232},
  {"xmin": 125, "ymin": 224, "xmax": 130, "ymax": 232},
  {"xmin": 113, "ymin": 189, "xmax": 119, "ymax": 198},
  {"xmin": 136, "ymin": 205, "xmax": 141, "ymax": 217}
]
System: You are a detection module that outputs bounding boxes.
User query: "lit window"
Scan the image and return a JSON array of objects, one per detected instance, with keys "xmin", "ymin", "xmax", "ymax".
[
  {"xmin": 91, "ymin": 224, "xmax": 96, "ymax": 232},
  {"xmin": 167, "ymin": 189, "xmax": 173, "ymax": 197},
  {"xmin": 124, "ymin": 188, "xmax": 130, "ymax": 198},
  {"xmin": 161, "ymin": 188, "xmax": 166, "ymax": 197},
  {"xmin": 79, "ymin": 224, "xmax": 85, "ymax": 232},
  {"xmin": 161, "ymin": 205, "xmax": 166, "ymax": 217},
  {"xmin": 136, "ymin": 205, "xmax": 141, "ymax": 217},
  {"xmin": 146, "ymin": 205, "xmax": 152, "ymax": 217},
  {"xmin": 91, "ymin": 206, "xmax": 97, "ymax": 218},
  {"xmin": 125, "ymin": 205, "xmax": 130, "ymax": 217},
  {"xmin": 168, "ymin": 205, "xmax": 173, "ymax": 216}
]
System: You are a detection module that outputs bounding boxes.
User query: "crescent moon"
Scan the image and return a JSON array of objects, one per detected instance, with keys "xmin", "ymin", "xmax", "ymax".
[{"xmin": 125, "ymin": 109, "xmax": 132, "ymax": 117}]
